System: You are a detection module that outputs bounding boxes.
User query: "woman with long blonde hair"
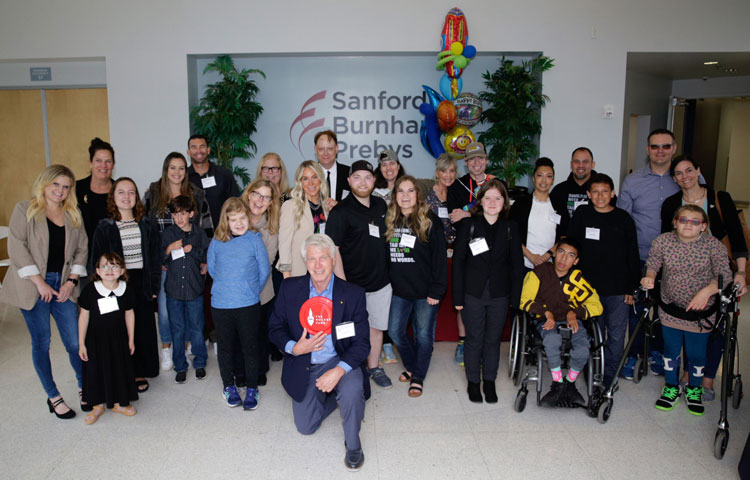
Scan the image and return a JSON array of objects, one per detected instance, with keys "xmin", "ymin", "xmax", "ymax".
[
  {"xmin": 385, "ymin": 175, "xmax": 447, "ymax": 398},
  {"xmin": 276, "ymin": 160, "xmax": 330, "ymax": 278},
  {"xmin": 256, "ymin": 152, "xmax": 291, "ymax": 200},
  {"xmin": 241, "ymin": 178, "xmax": 280, "ymax": 384},
  {"xmin": 0, "ymin": 165, "xmax": 88, "ymax": 419}
]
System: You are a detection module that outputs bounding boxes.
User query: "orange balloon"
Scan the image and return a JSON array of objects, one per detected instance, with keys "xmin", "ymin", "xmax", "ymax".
[{"xmin": 437, "ymin": 100, "xmax": 458, "ymax": 132}]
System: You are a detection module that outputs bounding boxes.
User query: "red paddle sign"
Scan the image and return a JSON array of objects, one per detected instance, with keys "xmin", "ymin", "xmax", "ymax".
[{"xmin": 299, "ymin": 296, "xmax": 333, "ymax": 335}]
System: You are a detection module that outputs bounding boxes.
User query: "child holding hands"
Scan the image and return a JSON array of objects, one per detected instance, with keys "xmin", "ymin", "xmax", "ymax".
[
  {"xmin": 78, "ymin": 252, "xmax": 138, "ymax": 424},
  {"xmin": 162, "ymin": 195, "xmax": 210, "ymax": 383}
]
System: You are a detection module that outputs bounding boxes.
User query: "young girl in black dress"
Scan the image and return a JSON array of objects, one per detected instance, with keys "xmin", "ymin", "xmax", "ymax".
[{"xmin": 78, "ymin": 252, "xmax": 138, "ymax": 424}]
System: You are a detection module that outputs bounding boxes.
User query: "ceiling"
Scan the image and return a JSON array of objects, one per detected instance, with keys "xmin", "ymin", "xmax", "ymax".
[{"xmin": 627, "ymin": 52, "xmax": 750, "ymax": 79}]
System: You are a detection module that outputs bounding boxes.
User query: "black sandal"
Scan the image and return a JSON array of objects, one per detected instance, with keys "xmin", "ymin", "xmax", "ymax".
[
  {"xmin": 408, "ymin": 379, "xmax": 424, "ymax": 398},
  {"xmin": 136, "ymin": 380, "xmax": 149, "ymax": 392},
  {"xmin": 79, "ymin": 390, "xmax": 92, "ymax": 412},
  {"xmin": 399, "ymin": 371, "xmax": 412, "ymax": 383}
]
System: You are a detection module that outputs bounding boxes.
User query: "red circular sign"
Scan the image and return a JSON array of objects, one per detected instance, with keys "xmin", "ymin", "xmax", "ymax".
[{"xmin": 299, "ymin": 296, "xmax": 333, "ymax": 335}]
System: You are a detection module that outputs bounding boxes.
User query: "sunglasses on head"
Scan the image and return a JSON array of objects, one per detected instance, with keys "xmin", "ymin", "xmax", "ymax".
[
  {"xmin": 649, "ymin": 143, "xmax": 673, "ymax": 150},
  {"xmin": 677, "ymin": 216, "xmax": 703, "ymax": 226}
]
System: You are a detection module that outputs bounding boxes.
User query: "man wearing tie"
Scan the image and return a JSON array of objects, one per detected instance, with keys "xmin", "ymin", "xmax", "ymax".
[{"xmin": 314, "ymin": 130, "xmax": 350, "ymax": 210}]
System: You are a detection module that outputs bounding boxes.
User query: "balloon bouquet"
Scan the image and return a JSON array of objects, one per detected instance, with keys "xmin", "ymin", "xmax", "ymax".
[{"xmin": 419, "ymin": 7, "xmax": 482, "ymax": 160}]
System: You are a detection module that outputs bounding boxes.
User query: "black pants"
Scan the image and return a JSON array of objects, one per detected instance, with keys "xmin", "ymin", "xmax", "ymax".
[
  {"xmin": 213, "ymin": 303, "xmax": 261, "ymax": 389},
  {"xmin": 462, "ymin": 286, "xmax": 509, "ymax": 383}
]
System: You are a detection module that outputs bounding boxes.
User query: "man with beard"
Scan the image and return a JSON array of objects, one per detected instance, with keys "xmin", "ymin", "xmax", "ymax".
[
  {"xmin": 325, "ymin": 160, "xmax": 393, "ymax": 389},
  {"xmin": 186, "ymin": 134, "xmax": 239, "ymax": 234}
]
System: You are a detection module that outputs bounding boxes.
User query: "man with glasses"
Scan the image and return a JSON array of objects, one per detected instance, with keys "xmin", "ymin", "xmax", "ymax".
[
  {"xmin": 314, "ymin": 130, "xmax": 350, "ymax": 210},
  {"xmin": 447, "ymin": 141, "xmax": 495, "ymax": 226},
  {"xmin": 186, "ymin": 134, "xmax": 240, "ymax": 234},
  {"xmin": 618, "ymin": 128, "xmax": 699, "ymax": 379}
]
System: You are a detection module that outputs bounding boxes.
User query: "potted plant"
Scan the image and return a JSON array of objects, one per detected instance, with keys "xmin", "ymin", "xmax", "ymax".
[
  {"xmin": 478, "ymin": 55, "xmax": 554, "ymax": 192},
  {"xmin": 190, "ymin": 55, "xmax": 265, "ymax": 186}
]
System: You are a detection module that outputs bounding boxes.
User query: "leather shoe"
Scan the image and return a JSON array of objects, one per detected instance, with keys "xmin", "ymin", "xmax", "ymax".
[
  {"xmin": 345, "ymin": 447, "xmax": 365, "ymax": 471},
  {"xmin": 467, "ymin": 381, "xmax": 483, "ymax": 403},
  {"xmin": 483, "ymin": 380, "xmax": 498, "ymax": 403}
]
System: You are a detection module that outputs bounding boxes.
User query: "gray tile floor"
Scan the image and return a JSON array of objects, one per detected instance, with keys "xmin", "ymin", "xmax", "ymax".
[{"xmin": 0, "ymin": 300, "xmax": 748, "ymax": 479}]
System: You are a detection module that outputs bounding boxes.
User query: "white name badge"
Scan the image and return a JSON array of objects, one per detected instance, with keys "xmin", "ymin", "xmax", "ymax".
[
  {"xmin": 469, "ymin": 237, "xmax": 490, "ymax": 256},
  {"xmin": 438, "ymin": 207, "xmax": 449, "ymax": 219},
  {"xmin": 335, "ymin": 321, "xmax": 355, "ymax": 339},
  {"xmin": 171, "ymin": 247, "xmax": 185, "ymax": 260},
  {"xmin": 318, "ymin": 222, "xmax": 326, "ymax": 236},
  {"xmin": 585, "ymin": 227, "xmax": 601, "ymax": 240},
  {"xmin": 573, "ymin": 200, "xmax": 588, "ymax": 211},
  {"xmin": 98, "ymin": 296, "xmax": 119, "ymax": 314},
  {"xmin": 341, "ymin": 190, "xmax": 350, "ymax": 200},
  {"xmin": 201, "ymin": 176, "xmax": 217, "ymax": 189},
  {"xmin": 399, "ymin": 233, "xmax": 416, "ymax": 248},
  {"xmin": 549, "ymin": 212, "xmax": 561, "ymax": 225},
  {"xmin": 368, "ymin": 224, "xmax": 380, "ymax": 238}
]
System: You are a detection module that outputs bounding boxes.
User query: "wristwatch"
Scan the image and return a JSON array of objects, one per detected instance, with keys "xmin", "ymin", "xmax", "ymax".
[{"xmin": 66, "ymin": 278, "xmax": 79, "ymax": 286}]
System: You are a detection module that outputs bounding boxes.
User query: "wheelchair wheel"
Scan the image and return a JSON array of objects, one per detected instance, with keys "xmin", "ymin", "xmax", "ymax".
[
  {"xmin": 733, "ymin": 378, "xmax": 743, "ymax": 410},
  {"xmin": 713, "ymin": 429, "xmax": 729, "ymax": 460},
  {"xmin": 508, "ymin": 313, "xmax": 525, "ymax": 386},
  {"xmin": 633, "ymin": 358, "xmax": 645, "ymax": 384},
  {"xmin": 514, "ymin": 390, "xmax": 527, "ymax": 412},
  {"xmin": 597, "ymin": 400, "xmax": 613, "ymax": 424},
  {"xmin": 508, "ymin": 313, "xmax": 518, "ymax": 379}
]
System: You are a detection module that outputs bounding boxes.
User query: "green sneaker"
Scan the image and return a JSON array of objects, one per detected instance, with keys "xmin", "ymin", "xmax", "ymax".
[
  {"xmin": 655, "ymin": 384, "xmax": 681, "ymax": 411},
  {"xmin": 685, "ymin": 386, "xmax": 705, "ymax": 416},
  {"xmin": 454, "ymin": 340, "xmax": 465, "ymax": 366}
]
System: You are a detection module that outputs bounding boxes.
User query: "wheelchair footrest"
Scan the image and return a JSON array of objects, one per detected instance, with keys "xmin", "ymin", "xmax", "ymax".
[{"xmin": 555, "ymin": 399, "xmax": 585, "ymax": 408}]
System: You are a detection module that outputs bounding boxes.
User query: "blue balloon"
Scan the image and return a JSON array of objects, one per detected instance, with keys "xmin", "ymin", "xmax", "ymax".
[
  {"xmin": 464, "ymin": 45, "xmax": 477, "ymax": 59},
  {"xmin": 421, "ymin": 85, "xmax": 444, "ymax": 109},
  {"xmin": 440, "ymin": 74, "xmax": 463, "ymax": 101}
]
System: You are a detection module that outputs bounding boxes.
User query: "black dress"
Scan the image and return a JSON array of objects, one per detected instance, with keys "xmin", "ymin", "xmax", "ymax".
[{"xmin": 79, "ymin": 281, "xmax": 139, "ymax": 408}]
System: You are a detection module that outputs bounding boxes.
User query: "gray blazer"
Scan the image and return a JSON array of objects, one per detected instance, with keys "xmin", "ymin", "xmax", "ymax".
[
  {"xmin": 276, "ymin": 199, "xmax": 314, "ymax": 277},
  {"xmin": 0, "ymin": 201, "xmax": 88, "ymax": 310}
]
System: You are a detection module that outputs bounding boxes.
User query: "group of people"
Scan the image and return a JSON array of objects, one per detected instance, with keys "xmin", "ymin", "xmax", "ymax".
[{"xmin": 1, "ymin": 126, "xmax": 745, "ymax": 470}]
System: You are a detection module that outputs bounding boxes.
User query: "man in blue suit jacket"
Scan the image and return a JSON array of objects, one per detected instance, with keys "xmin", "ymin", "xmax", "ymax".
[{"xmin": 269, "ymin": 234, "xmax": 370, "ymax": 471}]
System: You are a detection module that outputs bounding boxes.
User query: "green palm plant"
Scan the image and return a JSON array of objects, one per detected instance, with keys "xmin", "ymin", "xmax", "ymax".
[
  {"xmin": 478, "ymin": 56, "xmax": 554, "ymax": 188},
  {"xmin": 190, "ymin": 55, "xmax": 265, "ymax": 186}
]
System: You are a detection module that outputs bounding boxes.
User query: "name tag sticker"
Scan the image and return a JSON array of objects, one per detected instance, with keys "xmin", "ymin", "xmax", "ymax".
[
  {"xmin": 469, "ymin": 237, "xmax": 490, "ymax": 256},
  {"xmin": 399, "ymin": 234, "xmax": 416, "ymax": 248},
  {"xmin": 368, "ymin": 224, "xmax": 380, "ymax": 238},
  {"xmin": 438, "ymin": 207, "xmax": 449, "ymax": 219},
  {"xmin": 585, "ymin": 227, "xmax": 600, "ymax": 240},
  {"xmin": 98, "ymin": 296, "xmax": 119, "ymax": 314},
  {"xmin": 549, "ymin": 212, "xmax": 561, "ymax": 225},
  {"xmin": 335, "ymin": 321, "xmax": 355, "ymax": 339},
  {"xmin": 318, "ymin": 222, "xmax": 326, "ymax": 236},
  {"xmin": 171, "ymin": 247, "xmax": 185, "ymax": 260},
  {"xmin": 341, "ymin": 191, "xmax": 350, "ymax": 200},
  {"xmin": 201, "ymin": 176, "xmax": 217, "ymax": 189}
]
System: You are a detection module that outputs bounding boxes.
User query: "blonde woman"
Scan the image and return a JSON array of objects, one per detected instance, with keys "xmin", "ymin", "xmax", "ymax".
[
  {"xmin": 241, "ymin": 178, "xmax": 280, "ymax": 384},
  {"xmin": 276, "ymin": 161, "xmax": 331, "ymax": 278},
  {"xmin": 385, "ymin": 175, "xmax": 447, "ymax": 397},
  {"xmin": 256, "ymin": 152, "xmax": 291, "ymax": 200},
  {"xmin": 0, "ymin": 165, "xmax": 88, "ymax": 419}
]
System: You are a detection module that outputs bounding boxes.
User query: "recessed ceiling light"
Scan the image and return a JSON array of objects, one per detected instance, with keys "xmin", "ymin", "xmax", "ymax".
[{"xmin": 704, "ymin": 61, "xmax": 719, "ymax": 65}]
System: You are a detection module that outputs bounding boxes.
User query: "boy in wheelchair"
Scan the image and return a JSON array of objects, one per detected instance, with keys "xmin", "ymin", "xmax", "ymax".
[{"xmin": 520, "ymin": 238, "xmax": 603, "ymax": 406}]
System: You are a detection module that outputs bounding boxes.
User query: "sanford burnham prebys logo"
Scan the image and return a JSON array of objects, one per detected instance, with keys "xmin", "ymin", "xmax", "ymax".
[{"xmin": 289, "ymin": 89, "xmax": 426, "ymax": 160}]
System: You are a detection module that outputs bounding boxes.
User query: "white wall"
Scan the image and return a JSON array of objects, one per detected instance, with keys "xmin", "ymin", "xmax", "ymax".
[
  {"xmin": 673, "ymin": 75, "xmax": 750, "ymax": 99},
  {"xmin": 1, "ymin": 0, "xmax": 749, "ymax": 190}
]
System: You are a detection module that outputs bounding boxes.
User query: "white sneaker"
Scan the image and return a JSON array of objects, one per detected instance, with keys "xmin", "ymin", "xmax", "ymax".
[{"xmin": 161, "ymin": 347, "xmax": 173, "ymax": 371}]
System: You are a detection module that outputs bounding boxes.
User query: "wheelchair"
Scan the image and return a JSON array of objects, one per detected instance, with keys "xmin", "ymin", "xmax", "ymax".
[{"xmin": 509, "ymin": 309, "xmax": 605, "ymax": 415}]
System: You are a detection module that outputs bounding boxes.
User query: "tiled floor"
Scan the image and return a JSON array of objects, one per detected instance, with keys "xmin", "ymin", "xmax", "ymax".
[{"xmin": 0, "ymin": 301, "xmax": 748, "ymax": 479}]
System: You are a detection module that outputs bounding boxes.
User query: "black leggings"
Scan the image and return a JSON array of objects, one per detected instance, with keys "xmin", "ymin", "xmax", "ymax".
[{"xmin": 213, "ymin": 304, "xmax": 261, "ymax": 389}]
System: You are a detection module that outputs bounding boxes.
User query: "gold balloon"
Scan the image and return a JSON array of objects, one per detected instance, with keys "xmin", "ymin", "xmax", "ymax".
[{"xmin": 443, "ymin": 125, "xmax": 476, "ymax": 159}]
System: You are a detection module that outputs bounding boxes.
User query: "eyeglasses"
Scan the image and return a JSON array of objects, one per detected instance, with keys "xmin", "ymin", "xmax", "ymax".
[
  {"xmin": 261, "ymin": 166, "xmax": 281, "ymax": 173},
  {"xmin": 98, "ymin": 264, "xmax": 122, "ymax": 271},
  {"xmin": 250, "ymin": 190, "xmax": 273, "ymax": 203},
  {"xmin": 677, "ymin": 217, "xmax": 703, "ymax": 226},
  {"xmin": 649, "ymin": 144, "xmax": 673, "ymax": 150}
]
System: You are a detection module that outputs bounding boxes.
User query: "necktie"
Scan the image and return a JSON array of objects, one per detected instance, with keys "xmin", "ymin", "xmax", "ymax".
[{"xmin": 327, "ymin": 170, "xmax": 332, "ymax": 198}]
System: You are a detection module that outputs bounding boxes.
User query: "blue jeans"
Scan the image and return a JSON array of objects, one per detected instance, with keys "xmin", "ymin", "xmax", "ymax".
[
  {"xmin": 20, "ymin": 272, "xmax": 83, "ymax": 398},
  {"xmin": 166, "ymin": 295, "xmax": 207, "ymax": 372},
  {"xmin": 157, "ymin": 269, "xmax": 171, "ymax": 344},
  {"xmin": 662, "ymin": 324, "xmax": 709, "ymax": 387},
  {"xmin": 600, "ymin": 295, "xmax": 629, "ymax": 381},
  {"xmin": 388, "ymin": 295, "xmax": 438, "ymax": 381}
]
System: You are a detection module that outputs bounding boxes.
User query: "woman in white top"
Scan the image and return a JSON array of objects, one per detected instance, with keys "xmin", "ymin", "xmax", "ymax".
[{"xmin": 509, "ymin": 157, "xmax": 564, "ymax": 272}]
